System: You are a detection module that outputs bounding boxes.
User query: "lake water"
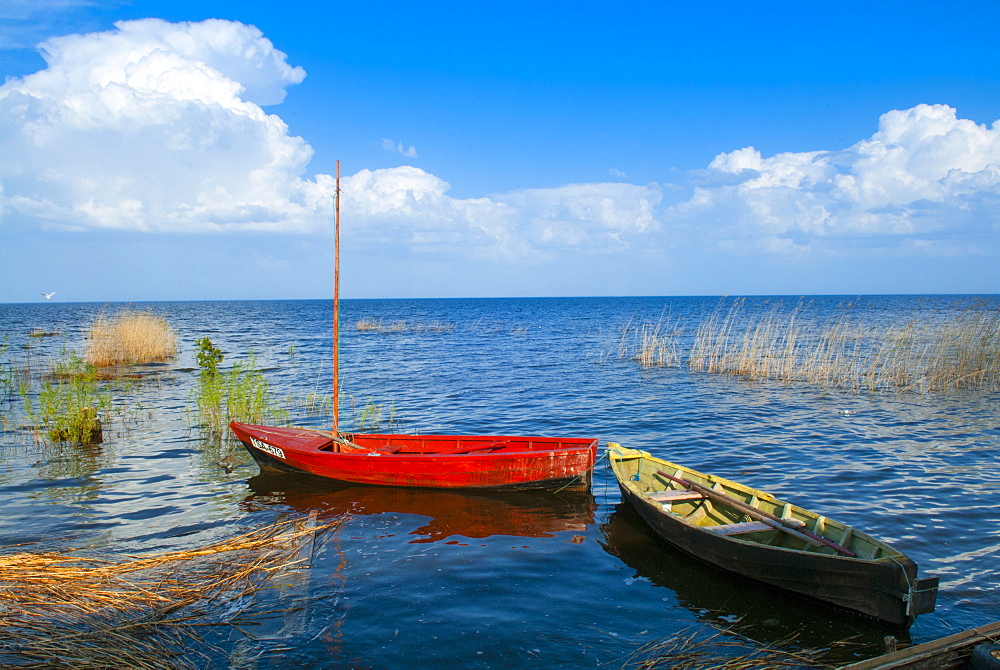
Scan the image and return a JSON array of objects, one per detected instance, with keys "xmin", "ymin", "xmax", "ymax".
[{"xmin": 1, "ymin": 296, "xmax": 998, "ymax": 668}]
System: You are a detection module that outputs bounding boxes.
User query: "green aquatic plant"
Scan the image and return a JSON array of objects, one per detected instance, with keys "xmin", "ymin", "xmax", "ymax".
[
  {"xmin": 0, "ymin": 338, "xmax": 11, "ymax": 398},
  {"xmin": 348, "ymin": 395, "xmax": 400, "ymax": 432},
  {"xmin": 23, "ymin": 352, "xmax": 110, "ymax": 444},
  {"xmin": 192, "ymin": 339, "xmax": 288, "ymax": 433},
  {"xmin": 195, "ymin": 337, "xmax": 224, "ymax": 377}
]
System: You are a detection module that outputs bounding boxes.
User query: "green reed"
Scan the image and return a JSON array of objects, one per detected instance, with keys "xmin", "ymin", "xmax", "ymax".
[
  {"xmin": 0, "ymin": 338, "xmax": 32, "ymax": 403},
  {"xmin": 192, "ymin": 338, "xmax": 288, "ymax": 433},
  {"xmin": 348, "ymin": 395, "xmax": 401, "ymax": 432},
  {"xmin": 22, "ymin": 352, "xmax": 111, "ymax": 444}
]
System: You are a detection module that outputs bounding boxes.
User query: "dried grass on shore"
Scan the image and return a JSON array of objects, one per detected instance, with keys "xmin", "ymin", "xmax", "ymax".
[
  {"xmin": 84, "ymin": 309, "xmax": 178, "ymax": 367},
  {"xmin": 0, "ymin": 514, "xmax": 343, "ymax": 669},
  {"xmin": 622, "ymin": 623, "xmax": 849, "ymax": 669}
]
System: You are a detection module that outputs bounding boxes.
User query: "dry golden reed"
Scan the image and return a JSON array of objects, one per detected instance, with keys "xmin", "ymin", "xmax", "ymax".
[
  {"xmin": 614, "ymin": 311, "xmax": 683, "ymax": 367},
  {"xmin": 84, "ymin": 309, "xmax": 178, "ymax": 367},
  {"xmin": 622, "ymin": 623, "xmax": 847, "ymax": 669},
  {"xmin": 0, "ymin": 515, "xmax": 343, "ymax": 669},
  {"xmin": 687, "ymin": 298, "xmax": 1000, "ymax": 392}
]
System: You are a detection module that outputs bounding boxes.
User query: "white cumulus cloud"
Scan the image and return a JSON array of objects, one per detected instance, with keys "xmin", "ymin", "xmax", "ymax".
[
  {"xmin": 339, "ymin": 167, "xmax": 661, "ymax": 260},
  {"xmin": 6, "ymin": 18, "xmax": 994, "ymax": 269},
  {"xmin": 672, "ymin": 104, "xmax": 1000, "ymax": 253},
  {"xmin": 0, "ymin": 18, "xmax": 668, "ymax": 262},
  {"xmin": 0, "ymin": 18, "xmax": 326, "ymax": 233}
]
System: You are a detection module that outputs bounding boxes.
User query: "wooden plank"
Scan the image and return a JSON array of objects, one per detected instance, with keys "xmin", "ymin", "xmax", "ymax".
[
  {"xmin": 707, "ymin": 521, "xmax": 772, "ymax": 535},
  {"xmin": 840, "ymin": 620, "xmax": 1000, "ymax": 669},
  {"xmin": 646, "ymin": 490, "xmax": 705, "ymax": 502}
]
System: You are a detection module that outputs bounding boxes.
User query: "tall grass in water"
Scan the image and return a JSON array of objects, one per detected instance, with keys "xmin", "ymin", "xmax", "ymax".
[
  {"xmin": 85, "ymin": 309, "xmax": 178, "ymax": 367},
  {"xmin": 614, "ymin": 311, "xmax": 682, "ymax": 367},
  {"xmin": 347, "ymin": 395, "xmax": 401, "ymax": 432},
  {"xmin": 0, "ymin": 338, "xmax": 33, "ymax": 403},
  {"xmin": 22, "ymin": 353, "xmax": 111, "ymax": 444},
  {"xmin": 192, "ymin": 338, "xmax": 288, "ymax": 432},
  {"xmin": 688, "ymin": 299, "xmax": 1000, "ymax": 392},
  {"xmin": 357, "ymin": 318, "xmax": 453, "ymax": 333}
]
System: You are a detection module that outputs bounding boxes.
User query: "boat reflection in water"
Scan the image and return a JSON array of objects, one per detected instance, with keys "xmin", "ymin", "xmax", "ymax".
[
  {"xmin": 243, "ymin": 472, "xmax": 597, "ymax": 543},
  {"xmin": 599, "ymin": 502, "xmax": 911, "ymax": 663}
]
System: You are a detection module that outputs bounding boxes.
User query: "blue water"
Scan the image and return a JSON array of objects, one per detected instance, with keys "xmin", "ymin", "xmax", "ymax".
[{"xmin": 1, "ymin": 296, "xmax": 998, "ymax": 667}]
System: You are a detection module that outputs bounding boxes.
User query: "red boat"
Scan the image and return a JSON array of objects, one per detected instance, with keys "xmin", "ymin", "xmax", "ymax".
[
  {"xmin": 229, "ymin": 422, "xmax": 598, "ymax": 490},
  {"xmin": 228, "ymin": 165, "xmax": 596, "ymax": 491}
]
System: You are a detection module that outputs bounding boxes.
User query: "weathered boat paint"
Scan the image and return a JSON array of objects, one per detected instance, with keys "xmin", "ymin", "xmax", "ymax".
[
  {"xmin": 230, "ymin": 422, "xmax": 597, "ymax": 490},
  {"xmin": 608, "ymin": 443, "xmax": 938, "ymax": 627}
]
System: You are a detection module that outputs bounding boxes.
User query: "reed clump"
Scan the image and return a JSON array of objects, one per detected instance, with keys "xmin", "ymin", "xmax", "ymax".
[
  {"xmin": 687, "ymin": 299, "xmax": 1000, "ymax": 392},
  {"xmin": 23, "ymin": 353, "xmax": 111, "ymax": 444},
  {"xmin": 192, "ymin": 337, "xmax": 288, "ymax": 432},
  {"xmin": 623, "ymin": 623, "xmax": 846, "ymax": 669},
  {"xmin": 357, "ymin": 319, "xmax": 454, "ymax": 334},
  {"xmin": 613, "ymin": 312, "xmax": 683, "ymax": 367},
  {"xmin": 1, "ymin": 339, "xmax": 33, "ymax": 403},
  {"xmin": 348, "ymin": 394, "xmax": 401, "ymax": 432},
  {"xmin": 0, "ymin": 515, "xmax": 343, "ymax": 669},
  {"xmin": 84, "ymin": 309, "xmax": 178, "ymax": 367}
]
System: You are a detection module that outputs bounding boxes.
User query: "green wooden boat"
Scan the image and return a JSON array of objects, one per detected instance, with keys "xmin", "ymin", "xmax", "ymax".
[{"xmin": 608, "ymin": 444, "xmax": 938, "ymax": 628}]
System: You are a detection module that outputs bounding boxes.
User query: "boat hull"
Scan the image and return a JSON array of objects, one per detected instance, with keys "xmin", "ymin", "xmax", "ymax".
[
  {"xmin": 609, "ymin": 445, "xmax": 937, "ymax": 627},
  {"xmin": 230, "ymin": 422, "xmax": 597, "ymax": 490}
]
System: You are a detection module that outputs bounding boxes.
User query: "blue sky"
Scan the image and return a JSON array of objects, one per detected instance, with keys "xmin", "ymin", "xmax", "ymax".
[{"xmin": 1, "ymin": 1, "xmax": 998, "ymax": 302}]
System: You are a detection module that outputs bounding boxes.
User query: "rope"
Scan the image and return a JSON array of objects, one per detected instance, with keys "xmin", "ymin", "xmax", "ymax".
[
  {"xmin": 884, "ymin": 552, "xmax": 937, "ymax": 616},
  {"xmin": 553, "ymin": 447, "xmax": 609, "ymax": 493}
]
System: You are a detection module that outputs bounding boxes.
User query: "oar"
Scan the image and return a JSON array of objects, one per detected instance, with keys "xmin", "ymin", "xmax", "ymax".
[
  {"xmin": 315, "ymin": 429, "xmax": 373, "ymax": 452},
  {"xmin": 656, "ymin": 471, "xmax": 857, "ymax": 557}
]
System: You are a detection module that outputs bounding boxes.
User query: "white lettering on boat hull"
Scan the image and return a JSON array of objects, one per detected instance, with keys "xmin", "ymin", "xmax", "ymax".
[{"xmin": 250, "ymin": 437, "xmax": 285, "ymax": 460}]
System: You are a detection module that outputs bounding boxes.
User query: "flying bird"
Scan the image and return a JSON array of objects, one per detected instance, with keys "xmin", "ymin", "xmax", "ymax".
[{"xmin": 42, "ymin": 292, "xmax": 56, "ymax": 299}]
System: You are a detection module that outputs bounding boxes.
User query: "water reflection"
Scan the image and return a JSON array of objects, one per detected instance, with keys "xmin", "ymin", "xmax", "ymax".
[
  {"xmin": 599, "ymin": 502, "xmax": 904, "ymax": 663},
  {"xmin": 27, "ymin": 441, "xmax": 113, "ymax": 505},
  {"xmin": 243, "ymin": 473, "xmax": 597, "ymax": 543}
]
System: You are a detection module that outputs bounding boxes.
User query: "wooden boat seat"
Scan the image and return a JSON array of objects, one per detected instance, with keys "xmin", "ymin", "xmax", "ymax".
[
  {"xmin": 376, "ymin": 441, "xmax": 508, "ymax": 455},
  {"xmin": 708, "ymin": 521, "xmax": 773, "ymax": 535},
  {"xmin": 451, "ymin": 445, "xmax": 506, "ymax": 454},
  {"xmin": 646, "ymin": 490, "xmax": 705, "ymax": 502},
  {"xmin": 445, "ymin": 441, "xmax": 508, "ymax": 454}
]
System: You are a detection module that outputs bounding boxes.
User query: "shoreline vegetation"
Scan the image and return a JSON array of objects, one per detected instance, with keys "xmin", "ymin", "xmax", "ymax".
[
  {"xmin": 2, "ymin": 297, "xmax": 997, "ymax": 446},
  {"xmin": 618, "ymin": 298, "xmax": 1000, "ymax": 393}
]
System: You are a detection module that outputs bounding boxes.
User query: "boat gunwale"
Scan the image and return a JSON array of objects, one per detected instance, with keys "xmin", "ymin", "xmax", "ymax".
[{"xmin": 232, "ymin": 422, "xmax": 599, "ymax": 457}]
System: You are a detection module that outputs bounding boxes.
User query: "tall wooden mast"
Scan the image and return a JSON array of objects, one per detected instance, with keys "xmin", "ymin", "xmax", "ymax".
[{"xmin": 333, "ymin": 161, "xmax": 341, "ymax": 435}]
